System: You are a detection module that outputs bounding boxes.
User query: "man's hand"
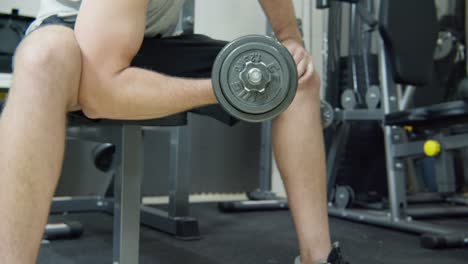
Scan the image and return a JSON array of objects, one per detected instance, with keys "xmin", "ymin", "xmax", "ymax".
[
  {"xmin": 257, "ymin": 0, "xmax": 320, "ymax": 91},
  {"xmin": 281, "ymin": 38, "xmax": 315, "ymax": 85}
]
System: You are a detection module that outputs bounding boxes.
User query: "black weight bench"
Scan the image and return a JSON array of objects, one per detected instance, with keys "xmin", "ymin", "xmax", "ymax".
[{"xmin": 67, "ymin": 110, "xmax": 187, "ymax": 127}]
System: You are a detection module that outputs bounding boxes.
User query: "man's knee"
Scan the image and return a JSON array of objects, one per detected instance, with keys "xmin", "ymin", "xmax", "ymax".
[
  {"xmin": 12, "ymin": 26, "xmax": 82, "ymax": 109},
  {"xmin": 296, "ymin": 71, "xmax": 321, "ymax": 102},
  {"xmin": 16, "ymin": 26, "xmax": 81, "ymax": 71}
]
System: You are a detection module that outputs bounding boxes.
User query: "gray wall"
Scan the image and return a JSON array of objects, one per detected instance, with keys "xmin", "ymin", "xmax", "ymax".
[
  {"xmin": 0, "ymin": 0, "xmax": 39, "ymax": 17},
  {"xmin": 142, "ymin": 115, "xmax": 260, "ymax": 196},
  {"xmin": 58, "ymin": 114, "xmax": 261, "ymax": 197}
]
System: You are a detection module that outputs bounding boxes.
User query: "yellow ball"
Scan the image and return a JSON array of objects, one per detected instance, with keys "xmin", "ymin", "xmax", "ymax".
[
  {"xmin": 424, "ymin": 140, "xmax": 441, "ymax": 157},
  {"xmin": 404, "ymin": 126, "xmax": 414, "ymax": 133}
]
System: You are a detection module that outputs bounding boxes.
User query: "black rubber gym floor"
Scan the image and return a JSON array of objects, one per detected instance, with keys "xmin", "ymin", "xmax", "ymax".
[{"xmin": 39, "ymin": 203, "xmax": 468, "ymax": 264}]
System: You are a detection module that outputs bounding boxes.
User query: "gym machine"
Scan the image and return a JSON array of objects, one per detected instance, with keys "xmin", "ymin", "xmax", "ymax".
[{"xmin": 321, "ymin": 0, "xmax": 468, "ymax": 249}]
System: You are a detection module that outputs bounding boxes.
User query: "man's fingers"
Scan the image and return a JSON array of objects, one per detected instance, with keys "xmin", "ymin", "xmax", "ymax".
[
  {"xmin": 282, "ymin": 42, "xmax": 315, "ymax": 83},
  {"xmin": 293, "ymin": 50, "xmax": 302, "ymax": 64},
  {"xmin": 299, "ymin": 61, "xmax": 314, "ymax": 84},
  {"xmin": 297, "ymin": 59, "xmax": 308, "ymax": 78}
]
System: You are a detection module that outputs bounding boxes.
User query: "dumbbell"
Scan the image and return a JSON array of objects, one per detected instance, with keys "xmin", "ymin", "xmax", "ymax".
[
  {"xmin": 212, "ymin": 35, "xmax": 335, "ymax": 128},
  {"xmin": 212, "ymin": 35, "xmax": 298, "ymax": 123}
]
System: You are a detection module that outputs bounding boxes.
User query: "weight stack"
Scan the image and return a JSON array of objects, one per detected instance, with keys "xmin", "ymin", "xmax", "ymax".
[
  {"xmin": 333, "ymin": 122, "xmax": 388, "ymax": 200},
  {"xmin": 326, "ymin": 54, "xmax": 387, "ymax": 202},
  {"xmin": 338, "ymin": 54, "xmax": 380, "ymax": 106},
  {"xmin": 323, "ymin": 54, "xmax": 380, "ymax": 150}
]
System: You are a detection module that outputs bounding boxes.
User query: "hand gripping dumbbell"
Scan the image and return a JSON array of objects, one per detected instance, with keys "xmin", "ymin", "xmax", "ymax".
[{"xmin": 212, "ymin": 35, "xmax": 334, "ymax": 128}]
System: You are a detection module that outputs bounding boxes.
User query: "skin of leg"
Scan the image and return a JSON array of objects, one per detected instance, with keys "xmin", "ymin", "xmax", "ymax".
[
  {"xmin": 273, "ymin": 71, "xmax": 332, "ymax": 263},
  {"xmin": 0, "ymin": 26, "xmax": 82, "ymax": 264},
  {"xmin": 74, "ymin": 0, "xmax": 216, "ymax": 120}
]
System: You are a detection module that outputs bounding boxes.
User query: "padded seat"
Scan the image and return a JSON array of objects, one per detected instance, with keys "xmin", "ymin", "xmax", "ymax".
[
  {"xmin": 379, "ymin": 0, "xmax": 438, "ymax": 86},
  {"xmin": 67, "ymin": 111, "xmax": 187, "ymax": 127},
  {"xmin": 0, "ymin": 101, "xmax": 188, "ymax": 127},
  {"xmin": 385, "ymin": 100, "xmax": 468, "ymax": 128}
]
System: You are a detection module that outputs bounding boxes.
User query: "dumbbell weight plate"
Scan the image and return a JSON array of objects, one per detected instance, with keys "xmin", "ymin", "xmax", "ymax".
[
  {"xmin": 321, "ymin": 100, "xmax": 334, "ymax": 129},
  {"xmin": 341, "ymin": 89, "xmax": 357, "ymax": 110},
  {"xmin": 434, "ymin": 32, "xmax": 454, "ymax": 61},
  {"xmin": 212, "ymin": 35, "xmax": 298, "ymax": 122},
  {"xmin": 220, "ymin": 43, "xmax": 289, "ymax": 114},
  {"xmin": 334, "ymin": 185, "xmax": 355, "ymax": 209},
  {"xmin": 365, "ymin": 85, "xmax": 381, "ymax": 109}
]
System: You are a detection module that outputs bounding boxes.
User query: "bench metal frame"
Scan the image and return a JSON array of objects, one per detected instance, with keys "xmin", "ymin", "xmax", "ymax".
[{"xmin": 49, "ymin": 123, "xmax": 196, "ymax": 264}]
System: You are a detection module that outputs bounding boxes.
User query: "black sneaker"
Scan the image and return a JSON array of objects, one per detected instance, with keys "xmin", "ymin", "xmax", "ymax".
[{"xmin": 294, "ymin": 242, "xmax": 349, "ymax": 264}]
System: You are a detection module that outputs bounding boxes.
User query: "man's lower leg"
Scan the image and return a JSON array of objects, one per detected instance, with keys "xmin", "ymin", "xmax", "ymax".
[
  {"xmin": 273, "ymin": 77, "xmax": 332, "ymax": 263},
  {"xmin": 0, "ymin": 27, "xmax": 81, "ymax": 263}
]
